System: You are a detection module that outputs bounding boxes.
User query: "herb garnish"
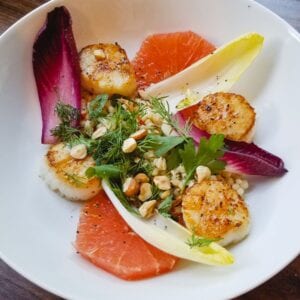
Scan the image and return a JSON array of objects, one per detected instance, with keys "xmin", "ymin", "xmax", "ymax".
[
  {"xmin": 179, "ymin": 134, "xmax": 226, "ymax": 188},
  {"xmin": 88, "ymin": 94, "xmax": 108, "ymax": 122},
  {"xmin": 138, "ymin": 135, "xmax": 185, "ymax": 156},
  {"xmin": 55, "ymin": 101, "xmax": 80, "ymax": 124},
  {"xmin": 158, "ymin": 195, "xmax": 173, "ymax": 218},
  {"xmin": 186, "ymin": 234, "xmax": 221, "ymax": 248},
  {"xmin": 86, "ymin": 165, "xmax": 122, "ymax": 180},
  {"xmin": 166, "ymin": 147, "xmax": 182, "ymax": 171},
  {"xmin": 51, "ymin": 102, "xmax": 81, "ymax": 143},
  {"xmin": 151, "ymin": 97, "xmax": 191, "ymax": 139}
]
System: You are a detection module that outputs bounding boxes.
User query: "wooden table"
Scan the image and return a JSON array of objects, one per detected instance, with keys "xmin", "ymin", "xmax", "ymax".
[{"xmin": 0, "ymin": 0, "xmax": 299, "ymax": 299}]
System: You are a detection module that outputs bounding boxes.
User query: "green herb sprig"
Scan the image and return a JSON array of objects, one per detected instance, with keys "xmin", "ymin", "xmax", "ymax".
[
  {"xmin": 158, "ymin": 195, "xmax": 173, "ymax": 218},
  {"xmin": 138, "ymin": 134, "xmax": 185, "ymax": 157},
  {"xmin": 88, "ymin": 94, "xmax": 108, "ymax": 122},
  {"xmin": 51, "ymin": 102, "xmax": 81, "ymax": 144},
  {"xmin": 186, "ymin": 234, "xmax": 221, "ymax": 248},
  {"xmin": 179, "ymin": 134, "xmax": 226, "ymax": 188},
  {"xmin": 151, "ymin": 97, "xmax": 191, "ymax": 139}
]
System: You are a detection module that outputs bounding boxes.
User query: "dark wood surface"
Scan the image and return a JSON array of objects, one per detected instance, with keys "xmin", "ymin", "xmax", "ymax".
[{"xmin": 0, "ymin": 0, "xmax": 299, "ymax": 299}]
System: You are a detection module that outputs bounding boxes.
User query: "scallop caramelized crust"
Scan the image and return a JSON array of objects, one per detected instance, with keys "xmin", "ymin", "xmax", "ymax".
[
  {"xmin": 193, "ymin": 92, "xmax": 256, "ymax": 142},
  {"xmin": 41, "ymin": 143, "xmax": 101, "ymax": 201},
  {"xmin": 79, "ymin": 43, "xmax": 137, "ymax": 97},
  {"xmin": 182, "ymin": 179, "xmax": 250, "ymax": 246}
]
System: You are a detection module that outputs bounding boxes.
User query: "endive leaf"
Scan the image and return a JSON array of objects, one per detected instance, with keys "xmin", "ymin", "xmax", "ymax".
[
  {"xmin": 140, "ymin": 33, "xmax": 264, "ymax": 110},
  {"xmin": 103, "ymin": 181, "xmax": 234, "ymax": 266}
]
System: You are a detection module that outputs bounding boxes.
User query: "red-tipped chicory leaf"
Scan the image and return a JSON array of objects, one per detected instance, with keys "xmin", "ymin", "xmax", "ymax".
[
  {"xmin": 175, "ymin": 110, "xmax": 287, "ymax": 177},
  {"xmin": 33, "ymin": 6, "xmax": 81, "ymax": 144}
]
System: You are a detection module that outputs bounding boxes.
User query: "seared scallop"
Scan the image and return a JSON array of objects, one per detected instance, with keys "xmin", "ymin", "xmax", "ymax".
[
  {"xmin": 79, "ymin": 43, "xmax": 137, "ymax": 97},
  {"xmin": 40, "ymin": 143, "xmax": 101, "ymax": 201},
  {"xmin": 182, "ymin": 178, "xmax": 250, "ymax": 246},
  {"xmin": 193, "ymin": 92, "xmax": 255, "ymax": 142}
]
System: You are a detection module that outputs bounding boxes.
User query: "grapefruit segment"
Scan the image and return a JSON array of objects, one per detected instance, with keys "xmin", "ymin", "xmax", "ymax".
[
  {"xmin": 133, "ymin": 31, "xmax": 215, "ymax": 89},
  {"xmin": 75, "ymin": 190, "xmax": 178, "ymax": 280}
]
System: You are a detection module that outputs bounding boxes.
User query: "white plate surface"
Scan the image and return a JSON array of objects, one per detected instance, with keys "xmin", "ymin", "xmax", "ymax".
[{"xmin": 0, "ymin": 0, "xmax": 299, "ymax": 299}]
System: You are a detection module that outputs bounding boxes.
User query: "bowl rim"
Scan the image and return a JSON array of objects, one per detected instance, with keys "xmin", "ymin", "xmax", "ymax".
[{"xmin": 0, "ymin": 0, "xmax": 299, "ymax": 299}]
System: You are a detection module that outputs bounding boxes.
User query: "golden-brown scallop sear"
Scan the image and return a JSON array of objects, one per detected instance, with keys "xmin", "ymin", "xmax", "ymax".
[
  {"xmin": 41, "ymin": 143, "xmax": 101, "ymax": 201},
  {"xmin": 182, "ymin": 178, "xmax": 250, "ymax": 246},
  {"xmin": 192, "ymin": 92, "xmax": 255, "ymax": 142},
  {"xmin": 79, "ymin": 43, "xmax": 137, "ymax": 97}
]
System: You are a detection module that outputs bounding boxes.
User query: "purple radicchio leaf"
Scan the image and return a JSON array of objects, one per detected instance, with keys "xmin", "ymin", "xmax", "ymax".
[
  {"xmin": 33, "ymin": 6, "xmax": 81, "ymax": 144},
  {"xmin": 175, "ymin": 110, "xmax": 287, "ymax": 177}
]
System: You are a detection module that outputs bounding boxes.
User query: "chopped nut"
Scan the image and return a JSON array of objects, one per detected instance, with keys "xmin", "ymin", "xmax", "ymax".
[
  {"xmin": 70, "ymin": 144, "xmax": 87, "ymax": 160},
  {"xmin": 153, "ymin": 157, "xmax": 167, "ymax": 171},
  {"xmin": 134, "ymin": 157, "xmax": 141, "ymax": 163},
  {"xmin": 161, "ymin": 123, "xmax": 175, "ymax": 136},
  {"xmin": 82, "ymin": 120, "xmax": 93, "ymax": 135},
  {"xmin": 144, "ymin": 150, "xmax": 155, "ymax": 160},
  {"xmin": 171, "ymin": 177, "xmax": 183, "ymax": 189},
  {"xmin": 139, "ymin": 200, "xmax": 157, "ymax": 218},
  {"xmin": 173, "ymin": 188, "xmax": 181, "ymax": 196},
  {"xmin": 152, "ymin": 129, "xmax": 161, "ymax": 135},
  {"xmin": 237, "ymin": 187, "xmax": 244, "ymax": 196},
  {"xmin": 138, "ymin": 183, "xmax": 152, "ymax": 202},
  {"xmin": 152, "ymin": 168, "xmax": 160, "ymax": 176},
  {"xmin": 236, "ymin": 178, "xmax": 243, "ymax": 185},
  {"xmin": 134, "ymin": 173, "xmax": 149, "ymax": 183},
  {"xmin": 232, "ymin": 183, "xmax": 240, "ymax": 191},
  {"xmin": 145, "ymin": 119, "xmax": 154, "ymax": 128},
  {"xmin": 123, "ymin": 177, "xmax": 140, "ymax": 197},
  {"xmin": 196, "ymin": 165, "xmax": 211, "ymax": 183},
  {"xmin": 92, "ymin": 126, "xmax": 107, "ymax": 139},
  {"xmin": 160, "ymin": 190, "xmax": 171, "ymax": 199},
  {"xmin": 141, "ymin": 108, "xmax": 152, "ymax": 121},
  {"xmin": 188, "ymin": 179, "xmax": 195, "ymax": 188},
  {"xmin": 122, "ymin": 138, "xmax": 137, "ymax": 153},
  {"xmin": 119, "ymin": 98, "xmax": 135, "ymax": 112},
  {"xmin": 108, "ymin": 105, "xmax": 116, "ymax": 113},
  {"xmin": 153, "ymin": 176, "xmax": 171, "ymax": 190},
  {"xmin": 150, "ymin": 113, "xmax": 163, "ymax": 126},
  {"xmin": 171, "ymin": 165, "xmax": 186, "ymax": 180},
  {"xmin": 240, "ymin": 180, "xmax": 249, "ymax": 190},
  {"xmin": 130, "ymin": 128, "xmax": 148, "ymax": 140},
  {"xmin": 227, "ymin": 178, "xmax": 234, "ymax": 185},
  {"xmin": 93, "ymin": 49, "xmax": 106, "ymax": 59}
]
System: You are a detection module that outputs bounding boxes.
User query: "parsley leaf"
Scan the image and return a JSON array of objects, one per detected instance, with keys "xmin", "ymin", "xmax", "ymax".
[
  {"xmin": 158, "ymin": 195, "xmax": 173, "ymax": 218},
  {"xmin": 186, "ymin": 234, "xmax": 221, "ymax": 248},
  {"xmin": 179, "ymin": 138, "xmax": 196, "ymax": 174},
  {"xmin": 138, "ymin": 135, "xmax": 185, "ymax": 157},
  {"xmin": 166, "ymin": 147, "xmax": 182, "ymax": 170},
  {"xmin": 179, "ymin": 134, "xmax": 226, "ymax": 188},
  {"xmin": 88, "ymin": 94, "xmax": 109, "ymax": 121}
]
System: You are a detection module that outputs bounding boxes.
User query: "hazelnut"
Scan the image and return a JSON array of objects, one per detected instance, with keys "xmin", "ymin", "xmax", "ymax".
[
  {"xmin": 134, "ymin": 173, "xmax": 150, "ymax": 183},
  {"xmin": 123, "ymin": 178, "xmax": 139, "ymax": 197},
  {"xmin": 70, "ymin": 144, "xmax": 87, "ymax": 160},
  {"xmin": 122, "ymin": 138, "xmax": 137, "ymax": 153},
  {"xmin": 196, "ymin": 165, "xmax": 211, "ymax": 183},
  {"xmin": 139, "ymin": 200, "xmax": 157, "ymax": 218},
  {"xmin": 130, "ymin": 128, "xmax": 148, "ymax": 140},
  {"xmin": 92, "ymin": 126, "xmax": 107, "ymax": 139},
  {"xmin": 153, "ymin": 176, "xmax": 171, "ymax": 190},
  {"xmin": 138, "ymin": 183, "xmax": 152, "ymax": 202}
]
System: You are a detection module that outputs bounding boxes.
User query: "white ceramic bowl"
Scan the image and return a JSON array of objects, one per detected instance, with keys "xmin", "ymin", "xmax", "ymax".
[{"xmin": 0, "ymin": 0, "xmax": 299, "ymax": 299}]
